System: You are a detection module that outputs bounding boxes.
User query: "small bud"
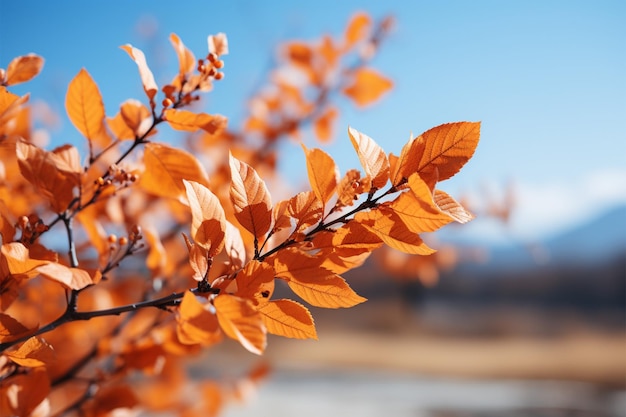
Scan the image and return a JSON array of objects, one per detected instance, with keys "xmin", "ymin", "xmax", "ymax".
[
  {"xmin": 96, "ymin": 177, "xmax": 105, "ymax": 186},
  {"xmin": 107, "ymin": 234, "xmax": 117, "ymax": 244},
  {"xmin": 131, "ymin": 224, "xmax": 142, "ymax": 238},
  {"xmin": 207, "ymin": 52, "xmax": 218, "ymax": 63},
  {"xmin": 162, "ymin": 98, "xmax": 173, "ymax": 108},
  {"xmin": 214, "ymin": 59, "xmax": 224, "ymax": 69},
  {"xmin": 119, "ymin": 236, "xmax": 129, "ymax": 246},
  {"xmin": 214, "ymin": 72, "xmax": 224, "ymax": 81},
  {"xmin": 19, "ymin": 216, "xmax": 29, "ymax": 229}
]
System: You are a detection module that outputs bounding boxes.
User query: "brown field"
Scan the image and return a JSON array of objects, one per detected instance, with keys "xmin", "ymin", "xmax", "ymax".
[{"xmin": 206, "ymin": 299, "xmax": 626, "ymax": 389}]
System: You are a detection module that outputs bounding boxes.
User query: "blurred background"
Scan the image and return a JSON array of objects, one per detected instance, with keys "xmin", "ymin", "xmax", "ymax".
[{"xmin": 2, "ymin": 1, "xmax": 625, "ymax": 416}]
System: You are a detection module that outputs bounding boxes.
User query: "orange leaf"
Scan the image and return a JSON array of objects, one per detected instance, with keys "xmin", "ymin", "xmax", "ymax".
[
  {"xmin": 434, "ymin": 189, "xmax": 474, "ymax": 224},
  {"xmin": 273, "ymin": 249, "xmax": 366, "ymax": 308},
  {"xmin": 183, "ymin": 180, "xmax": 227, "ymax": 257},
  {"xmin": 301, "ymin": 144, "xmax": 339, "ymax": 208},
  {"xmin": 5, "ymin": 336, "xmax": 55, "ymax": 367},
  {"xmin": 106, "ymin": 111, "xmax": 135, "ymax": 141},
  {"xmin": 138, "ymin": 142, "xmax": 210, "ymax": 203},
  {"xmin": 388, "ymin": 174, "xmax": 454, "ymax": 233},
  {"xmin": 0, "ymin": 368, "xmax": 50, "ymax": 417},
  {"xmin": 0, "ymin": 313, "xmax": 30, "ymax": 342},
  {"xmin": 120, "ymin": 44, "xmax": 158, "ymax": 104},
  {"xmin": 169, "ymin": 33, "xmax": 196, "ymax": 75},
  {"xmin": 182, "ymin": 233, "xmax": 210, "ymax": 282},
  {"xmin": 89, "ymin": 385, "xmax": 139, "ymax": 417},
  {"xmin": 1, "ymin": 242, "xmax": 49, "ymax": 279},
  {"xmin": 36, "ymin": 262, "xmax": 94, "ymax": 290},
  {"xmin": 344, "ymin": 12, "xmax": 372, "ymax": 49},
  {"xmin": 4, "ymin": 54, "xmax": 44, "ymax": 86},
  {"xmin": 288, "ymin": 190, "xmax": 323, "ymax": 233},
  {"xmin": 415, "ymin": 121, "xmax": 481, "ymax": 186},
  {"xmin": 355, "ymin": 207, "xmax": 435, "ymax": 255},
  {"xmin": 224, "ymin": 221, "xmax": 246, "ymax": 270},
  {"xmin": 0, "ymin": 86, "xmax": 21, "ymax": 115},
  {"xmin": 214, "ymin": 294, "xmax": 266, "ymax": 355},
  {"xmin": 390, "ymin": 134, "xmax": 423, "ymax": 187},
  {"xmin": 313, "ymin": 106, "xmax": 338, "ymax": 142},
  {"xmin": 287, "ymin": 270, "xmax": 366, "ymax": 309},
  {"xmin": 65, "ymin": 68, "xmax": 109, "ymax": 148},
  {"xmin": 16, "ymin": 140, "xmax": 81, "ymax": 212},
  {"xmin": 163, "ymin": 109, "xmax": 227, "ymax": 135},
  {"xmin": 348, "ymin": 126, "xmax": 389, "ymax": 189},
  {"xmin": 229, "ymin": 153, "xmax": 273, "ymax": 238},
  {"xmin": 271, "ymin": 199, "xmax": 293, "ymax": 234},
  {"xmin": 312, "ymin": 221, "xmax": 383, "ymax": 274},
  {"xmin": 232, "ymin": 260, "xmax": 275, "ymax": 306},
  {"xmin": 343, "ymin": 67, "xmax": 392, "ymax": 107},
  {"xmin": 177, "ymin": 291, "xmax": 222, "ymax": 346},
  {"xmin": 120, "ymin": 98, "xmax": 152, "ymax": 138},
  {"xmin": 258, "ymin": 299, "xmax": 317, "ymax": 340}
]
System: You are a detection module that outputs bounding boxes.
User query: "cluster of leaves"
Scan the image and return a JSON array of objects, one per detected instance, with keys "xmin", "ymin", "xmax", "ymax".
[{"xmin": 0, "ymin": 12, "xmax": 479, "ymax": 417}]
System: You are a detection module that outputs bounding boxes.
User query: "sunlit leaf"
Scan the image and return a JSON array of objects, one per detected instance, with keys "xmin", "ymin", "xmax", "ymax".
[
  {"xmin": 169, "ymin": 33, "xmax": 196, "ymax": 75},
  {"xmin": 120, "ymin": 44, "xmax": 158, "ymax": 103},
  {"xmin": 434, "ymin": 189, "xmax": 474, "ymax": 224},
  {"xmin": 120, "ymin": 98, "xmax": 152, "ymax": 138},
  {"xmin": 16, "ymin": 140, "xmax": 81, "ymax": 212},
  {"xmin": 414, "ymin": 121, "xmax": 481, "ymax": 186},
  {"xmin": 177, "ymin": 291, "xmax": 222, "ymax": 346},
  {"xmin": 301, "ymin": 144, "xmax": 339, "ymax": 208},
  {"xmin": 182, "ymin": 233, "xmax": 210, "ymax": 282},
  {"xmin": 65, "ymin": 68, "xmax": 109, "ymax": 148},
  {"xmin": 1, "ymin": 242, "xmax": 49, "ymax": 279},
  {"xmin": 214, "ymin": 294, "xmax": 266, "ymax": 355},
  {"xmin": 288, "ymin": 190, "xmax": 323, "ymax": 232},
  {"xmin": 138, "ymin": 142, "xmax": 210, "ymax": 203},
  {"xmin": 388, "ymin": 173, "xmax": 454, "ymax": 233},
  {"xmin": 163, "ymin": 109, "xmax": 227, "ymax": 135},
  {"xmin": 0, "ymin": 313, "xmax": 30, "ymax": 342},
  {"xmin": 0, "ymin": 86, "xmax": 21, "ymax": 115},
  {"xmin": 273, "ymin": 249, "xmax": 366, "ymax": 308},
  {"xmin": 36, "ymin": 262, "xmax": 94, "ymax": 290},
  {"xmin": 355, "ymin": 207, "xmax": 435, "ymax": 255},
  {"xmin": 344, "ymin": 12, "xmax": 371, "ymax": 49},
  {"xmin": 348, "ymin": 126, "xmax": 389, "ymax": 189},
  {"xmin": 229, "ymin": 152, "xmax": 272, "ymax": 238},
  {"xmin": 4, "ymin": 54, "xmax": 44, "ymax": 86},
  {"xmin": 343, "ymin": 68, "xmax": 392, "ymax": 107},
  {"xmin": 258, "ymin": 299, "xmax": 317, "ymax": 340},
  {"xmin": 224, "ymin": 221, "xmax": 246, "ymax": 269},
  {"xmin": 183, "ymin": 180, "xmax": 227, "ymax": 257},
  {"xmin": 5, "ymin": 336, "xmax": 55, "ymax": 367},
  {"xmin": 390, "ymin": 134, "xmax": 423, "ymax": 187},
  {"xmin": 232, "ymin": 260, "xmax": 275, "ymax": 306}
]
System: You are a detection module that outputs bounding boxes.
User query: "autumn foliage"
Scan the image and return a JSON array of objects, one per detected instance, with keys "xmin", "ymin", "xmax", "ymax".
[{"xmin": 0, "ymin": 12, "xmax": 479, "ymax": 417}]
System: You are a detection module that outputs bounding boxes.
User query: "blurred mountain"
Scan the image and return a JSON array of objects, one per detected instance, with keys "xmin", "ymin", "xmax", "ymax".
[
  {"xmin": 423, "ymin": 204, "xmax": 626, "ymax": 318},
  {"xmin": 447, "ymin": 204, "xmax": 626, "ymax": 270},
  {"xmin": 342, "ymin": 204, "xmax": 626, "ymax": 332}
]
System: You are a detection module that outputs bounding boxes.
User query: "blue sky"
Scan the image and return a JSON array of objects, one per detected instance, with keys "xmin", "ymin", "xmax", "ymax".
[{"xmin": 2, "ymin": 0, "xmax": 625, "ymax": 244}]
